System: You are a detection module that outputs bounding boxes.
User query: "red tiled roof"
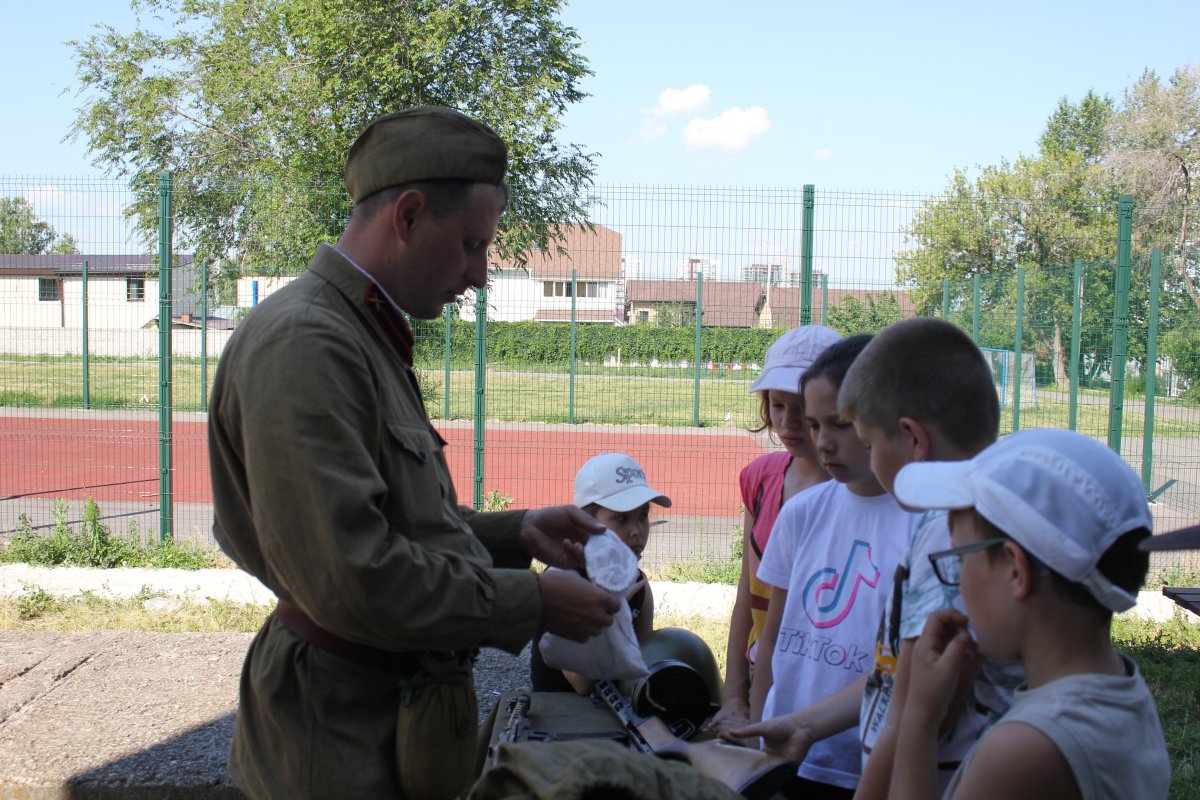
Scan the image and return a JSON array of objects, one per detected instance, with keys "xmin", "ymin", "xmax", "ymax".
[
  {"xmin": 493, "ymin": 224, "xmax": 622, "ymax": 280},
  {"xmin": 765, "ymin": 286, "xmax": 916, "ymax": 328}
]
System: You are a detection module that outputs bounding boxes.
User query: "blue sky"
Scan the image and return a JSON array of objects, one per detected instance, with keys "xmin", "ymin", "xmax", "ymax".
[
  {"xmin": 1, "ymin": 1, "xmax": 1197, "ymax": 279},
  {"xmin": 4, "ymin": 0, "xmax": 1197, "ymax": 190}
]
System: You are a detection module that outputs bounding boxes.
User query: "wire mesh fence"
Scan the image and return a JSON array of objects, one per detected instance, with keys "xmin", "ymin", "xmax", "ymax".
[{"xmin": 1, "ymin": 178, "xmax": 1197, "ymax": 574}]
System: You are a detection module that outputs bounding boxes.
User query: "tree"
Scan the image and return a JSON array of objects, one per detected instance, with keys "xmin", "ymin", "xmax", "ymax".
[
  {"xmin": 0, "ymin": 198, "xmax": 79, "ymax": 254},
  {"xmin": 1106, "ymin": 67, "xmax": 1200, "ymax": 310},
  {"xmin": 824, "ymin": 292, "xmax": 904, "ymax": 335},
  {"xmin": 68, "ymin": 0, "xmax": 596, "ymax": 279}
]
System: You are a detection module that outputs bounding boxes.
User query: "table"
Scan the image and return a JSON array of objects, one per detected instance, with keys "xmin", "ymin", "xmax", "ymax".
[{"xmin": 1163, "ymin": 586, "xmax": 1200, "ymax": 617}]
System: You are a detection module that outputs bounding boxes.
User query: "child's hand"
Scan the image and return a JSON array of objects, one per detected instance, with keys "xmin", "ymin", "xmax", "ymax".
[
  {"xmin": 723, "ymin": 715, "xmax": 812, "ymax": 763},
  {"xmin": 906, "ymin": 609, "xmax": 978, "ymax": 726}
]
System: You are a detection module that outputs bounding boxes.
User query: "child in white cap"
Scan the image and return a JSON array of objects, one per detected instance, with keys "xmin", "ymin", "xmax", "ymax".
[
  {"xmin": 887, "ymin": 428, "xmax": 1169, "ymax": 800},
  {"xmin": 708, "ymin": 324, "xmax": 843, "ymax": 737},
  {"xmin": 529, "ymin": 453, "xmax": 671, "ymax": 693}
]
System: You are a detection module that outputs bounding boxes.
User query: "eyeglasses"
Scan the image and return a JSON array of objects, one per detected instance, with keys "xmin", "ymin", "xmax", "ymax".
[{"xmin": 928, "ymin": 537, "xmax": 1009, "ymax": 586}]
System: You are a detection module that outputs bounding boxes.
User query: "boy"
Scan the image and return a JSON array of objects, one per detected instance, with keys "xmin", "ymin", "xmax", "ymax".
[
  {"xmin": 888, "ymin": 428, "xmax": 1170, "ymax": 799},
  {"xmin": 530, "ymin": 452, "xmax": 670, "ymax": 693},
  {"xmin": 731, "ymin": 317, "xmax": 1019, "ymax": 795}
]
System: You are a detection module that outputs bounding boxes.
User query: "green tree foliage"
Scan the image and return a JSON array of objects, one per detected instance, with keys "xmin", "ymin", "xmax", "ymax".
[
  {"xmin": 68, "ymin": 0, "xmax": 596, "ymax": 278},
  {"xmin": 0, "ymin": 198, "xmax": 79, "ymax": 254},
  {"xmin": 824, "ymin": 292, "xmax": 904, "ymax": 335},
  {"xmin": 897, "ymin": 71, "xmax": 1200, "ymax": 389}
]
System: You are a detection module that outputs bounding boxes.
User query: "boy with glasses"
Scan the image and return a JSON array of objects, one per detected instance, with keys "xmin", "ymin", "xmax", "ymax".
[{"xmin": 887, "ymin": 428, "xmax": 1169, "ymax": 799}]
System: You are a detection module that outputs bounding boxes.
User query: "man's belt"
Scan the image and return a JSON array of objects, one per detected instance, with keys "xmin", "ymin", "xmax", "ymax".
[{"xmin": 273, "ymin": 599, "xmax": 424, "ymax": 675}]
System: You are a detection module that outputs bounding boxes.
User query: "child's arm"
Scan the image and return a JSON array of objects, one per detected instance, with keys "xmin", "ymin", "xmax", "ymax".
[
  {"xmin": 889, "ymin": 610, "xmax": 976, "ymax": 800},
  {"xmin": 748, "ymin": 585, "xmax": 787, "ymax": 723},
  {"xmin": 708, "ymin": 509, "xmax": 756, "ymax": 733},
  {"xmin": 633, "ymin": 577, "xmax": 654, "ymax": 640},
  {"xmin": 727, "ymin": 673, "xmax": 865, "ymax": 762},
  {"xmin": 562, "ymin": 669, "xmax": 595, "ymax": 695}
]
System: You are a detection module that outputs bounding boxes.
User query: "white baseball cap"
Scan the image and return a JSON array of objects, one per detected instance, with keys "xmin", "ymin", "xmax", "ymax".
[
  {"xmin": 748, "ymin": 325, "xmax": 843, "ymax": 394},
  {"xmin": 574, "ymin": 453, "xmax": 672, "ymax": 512},
  {"xmin": 892, "ymin": 429, "xmax": 1152, "ymax": 612}
]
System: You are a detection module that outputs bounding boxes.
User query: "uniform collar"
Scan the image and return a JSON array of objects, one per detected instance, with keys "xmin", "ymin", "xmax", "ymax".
[{"xmin": 318, "ymin": 244, "xmax": 415, "ymax": 365}]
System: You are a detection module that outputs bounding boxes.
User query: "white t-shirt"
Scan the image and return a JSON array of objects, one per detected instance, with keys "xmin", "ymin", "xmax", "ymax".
[
  {"xmin": 860, "ymin": 511, "xmax": 1025, "ymax": 788},
  {"xmin": 758, "ymin": 480, "xmax": 917, "ymax": 789},
  {"xmin": 943, "ymin": 654, "xmax": 1170, "ymax": 799}
]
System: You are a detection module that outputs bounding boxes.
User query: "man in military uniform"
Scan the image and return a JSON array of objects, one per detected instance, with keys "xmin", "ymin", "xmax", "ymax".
[{"xmin": 209, "ymin": 107, "xmax": 620, "ymax": 799}]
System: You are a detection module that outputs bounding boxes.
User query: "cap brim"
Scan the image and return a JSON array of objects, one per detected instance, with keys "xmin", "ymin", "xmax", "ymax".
[
  {"xmin": 748, "ymin": 366, "xmax": 806, "ymax": 394},
  {"xmin": 1139, "ymin": 524, "xmax": 1200, "ymax": 552},
  {"xmin": 586, "ymin": 485, "xmax": 672, "ymax": 512},
  {"xmin": 892, "ymin": 460, "xmax": 979, "ymax": 512}
]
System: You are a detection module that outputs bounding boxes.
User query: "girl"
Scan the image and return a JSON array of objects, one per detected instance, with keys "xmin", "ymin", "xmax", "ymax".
[
  {"xmin": 751, "ymin": 334, "xmax": 918, "ymax": 799},
  {"xmin": 708, "ymin": 325, "xmax": 842, "ymax": 736}
]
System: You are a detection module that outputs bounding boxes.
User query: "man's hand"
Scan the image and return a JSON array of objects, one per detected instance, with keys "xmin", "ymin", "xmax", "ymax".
[
  {"xmin": 906, "ymin": 609, "xmax": 978, "ymax": 726},
  {"xmin": 724, "ymin": 714, "xmax": 814, "ymax": 763},
  {"xmin": 538, "ymin": 569, "xmax": 620, "ymax": 642},
  {"xmin": 520, "ymin": 504, "xmax": 603, "ymax": 570}
]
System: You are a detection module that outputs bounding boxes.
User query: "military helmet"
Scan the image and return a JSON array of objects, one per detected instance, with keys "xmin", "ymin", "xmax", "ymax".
[{"xmin": 621, "ymin": 627, "xmax": 723, "ymax": 735}]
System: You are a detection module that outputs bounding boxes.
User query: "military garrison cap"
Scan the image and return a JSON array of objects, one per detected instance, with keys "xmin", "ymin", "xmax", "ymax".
[{"xmin": 343, "ymin": 106, "xmax": 508, "ymax": 203}]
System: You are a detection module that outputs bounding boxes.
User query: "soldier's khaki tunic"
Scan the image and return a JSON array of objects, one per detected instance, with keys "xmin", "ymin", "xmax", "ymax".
[{"xmin": 209, "ymin": 245, "xmax": 542, "ymax": 798}]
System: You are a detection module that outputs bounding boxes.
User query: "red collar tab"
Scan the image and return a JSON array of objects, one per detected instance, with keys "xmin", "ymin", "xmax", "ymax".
[{"xmin": 364, "ymin": 284, "xmax": 414, "ymax": 365}]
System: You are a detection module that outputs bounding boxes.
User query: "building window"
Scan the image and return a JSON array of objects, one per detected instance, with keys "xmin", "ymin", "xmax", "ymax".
[
  {"xmin": 542, "ymin": 280, "xmax": 601, "ymax": 298},
  {"xmin": 38, "ymin": 277, "xmax": 61, "ymax": 302},
  {"xmin": 127, "ymin": 278, "xmax": 146, "ymax": 301}
]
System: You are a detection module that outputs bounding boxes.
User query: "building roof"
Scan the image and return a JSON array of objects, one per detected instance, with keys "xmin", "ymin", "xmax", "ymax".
[
  {"xmin": 0, "ymin": 254, "xmax": 194, "ymax": 277},
  {"xmin": 493, "ymin": 224, "xmax": 622, "ymax": 280},
  {"xmin": 627, "ymin": 279, "xmax": 764, "ymax": 327},
  {"xmin": 764, "ymin": 286, "xmax": 916, "ymax": 329}
]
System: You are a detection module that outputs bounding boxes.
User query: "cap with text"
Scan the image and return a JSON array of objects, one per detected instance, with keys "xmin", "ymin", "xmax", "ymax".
[
  {"xmin": 344, "ymin": 106, "xmax": 508, "ymax": 203},
  {"xmin": 574, "ymin": 454, "xmax": 672, "ymax": 512},
  {"xmin": 892, "ymin": 428, "xmax": 1152, "ymax": 612}
]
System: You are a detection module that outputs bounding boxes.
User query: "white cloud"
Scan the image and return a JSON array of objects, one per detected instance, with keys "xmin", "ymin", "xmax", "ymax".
[
  {"xmin": 658, "ymin": 85, "xmax": 711, "ymax": 115},
  {"xmin": 814, "ymin": 147, "xmax": 835, "ymax": 160},
  {"xmin": 640, "ymin": 84, "xmax": 711, "ymax": 140},
  {"xmin": 682, "ymin": 106, "xmax": 771, "ymax": 153}
]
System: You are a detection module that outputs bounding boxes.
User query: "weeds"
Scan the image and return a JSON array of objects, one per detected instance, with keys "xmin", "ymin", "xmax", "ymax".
[{"xmin": 1, "ymin": 499, "xmax": 227, "ymax": 570}]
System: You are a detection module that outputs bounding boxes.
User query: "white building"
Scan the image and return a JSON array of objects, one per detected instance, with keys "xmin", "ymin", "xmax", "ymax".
[
  {"xmin": 460, "ymin": 223, "xmax": 624, "ymax": 324},
  {"xmin": 675, "ymin": 256, "xmax": 719, "ymax": 282}
]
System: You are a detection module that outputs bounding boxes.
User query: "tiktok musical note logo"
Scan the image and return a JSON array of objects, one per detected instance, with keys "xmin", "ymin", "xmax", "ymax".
[{"xmin": 801, "ymin": 540, "xmax": 881, "ymax": 629}]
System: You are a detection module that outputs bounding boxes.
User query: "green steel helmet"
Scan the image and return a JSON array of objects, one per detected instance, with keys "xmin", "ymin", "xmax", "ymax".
[{"xmin": 621, "ymin": 627, "xmax": 723, "ymax": 734}]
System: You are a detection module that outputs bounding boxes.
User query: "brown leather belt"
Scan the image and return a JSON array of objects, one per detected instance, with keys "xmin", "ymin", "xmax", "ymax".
[{"xmin": 273, "ymin": 599, "xmax": 423, "ymax": 675}]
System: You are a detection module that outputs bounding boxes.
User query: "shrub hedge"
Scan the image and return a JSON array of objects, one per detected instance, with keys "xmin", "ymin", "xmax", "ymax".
[{"xmin": 412, "ymin": 319, "xmax": 783, "ymax": 367}]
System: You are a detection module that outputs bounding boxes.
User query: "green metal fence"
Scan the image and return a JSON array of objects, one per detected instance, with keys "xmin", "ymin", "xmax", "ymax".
[{"xmin": 1, "ymin": 177, "xmax": 1197, "ymax": 573}]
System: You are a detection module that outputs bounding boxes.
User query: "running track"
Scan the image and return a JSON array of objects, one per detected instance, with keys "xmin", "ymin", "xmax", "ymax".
[{"xmin": 1, "ymin": 414, "xmax": 769, "ymax": 518}]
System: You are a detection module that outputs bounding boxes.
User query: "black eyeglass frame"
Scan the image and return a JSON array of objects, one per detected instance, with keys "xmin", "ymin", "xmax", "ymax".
[{"xmin": 927, "ymin": 537, "xmax": 1010, "ymax": 586}]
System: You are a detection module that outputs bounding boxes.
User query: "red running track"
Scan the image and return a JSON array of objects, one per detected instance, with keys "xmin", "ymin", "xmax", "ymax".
[{"xmin": 1, "ymin": 415, "xmax": 768, "ymax": 518}]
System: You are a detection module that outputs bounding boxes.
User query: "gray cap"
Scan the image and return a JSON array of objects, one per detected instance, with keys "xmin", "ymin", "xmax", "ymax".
[{"xmin": 344, "ymin": 106, "xmax": 508, "ymax": 203}]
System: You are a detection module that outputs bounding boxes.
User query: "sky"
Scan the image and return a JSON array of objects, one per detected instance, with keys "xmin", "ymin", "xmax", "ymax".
[{"xmin": 2, "ymin": 0, "xmax": 1198, "ymax": 278}]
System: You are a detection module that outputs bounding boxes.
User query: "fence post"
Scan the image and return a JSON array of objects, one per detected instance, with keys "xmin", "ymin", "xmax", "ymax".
[
  {"xmin": 1142, "ymin": 248, "xmax": 1162, "ymax": 492},
  {"xmin": 569, "ymin": 268, "xmax": 577, "ymax": 424},
  {"xmin": 473, "ymin": 287, "xmax": 487, "ymax": 510},
  {"xmin": 81, "ymin": 259, "xmax": 89, "ymax": 409},
  {"xmin": 1069, "ymin": 259, "xmax": 1083, "ymax": 431},
  {"xmin": 971, "ymin": 274, "xmax": 980, "ymax": 341},
  {"xmin": 157, "ymin": 172, "xmax": 174, "ymax": 542},
  {"xmin": 200, "ymin": 260, "xmax": 208, "ymax": 412},
  {"xmin": 941, "ymin": 279, "xmax": 949, "ymax": 320},
  {"xmin": 694, "ymin": 273, "xmax": 703, "ymax": 427},
  {"xmin": 800, "ymin": 184, "xmax": 814, "ymax": 325},
  {"xmin": 1109, "ymin": 196, "xmax": 1133, "ymax": 454},
  {"xmin": 1013, "ymin": 267, "xmax": 1025, "ymax": 432},
  {"xmin": 820, "ymin": 272, "xmax": 828, "ymax": 325},
  {"xmin": 443, "ymin": 303, "xmax": 452, "ymax": 421}
]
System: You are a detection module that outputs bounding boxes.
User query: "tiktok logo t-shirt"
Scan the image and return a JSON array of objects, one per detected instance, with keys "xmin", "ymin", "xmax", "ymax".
[{"xmin": 757, "ymin": 480, "xmax": 918, "ymax": 790}]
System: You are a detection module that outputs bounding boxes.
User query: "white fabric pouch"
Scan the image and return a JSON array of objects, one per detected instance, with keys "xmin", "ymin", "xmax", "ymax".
[{"xmin": 538, "ymin": 532, "xmax": 648, "ymax": 680}]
